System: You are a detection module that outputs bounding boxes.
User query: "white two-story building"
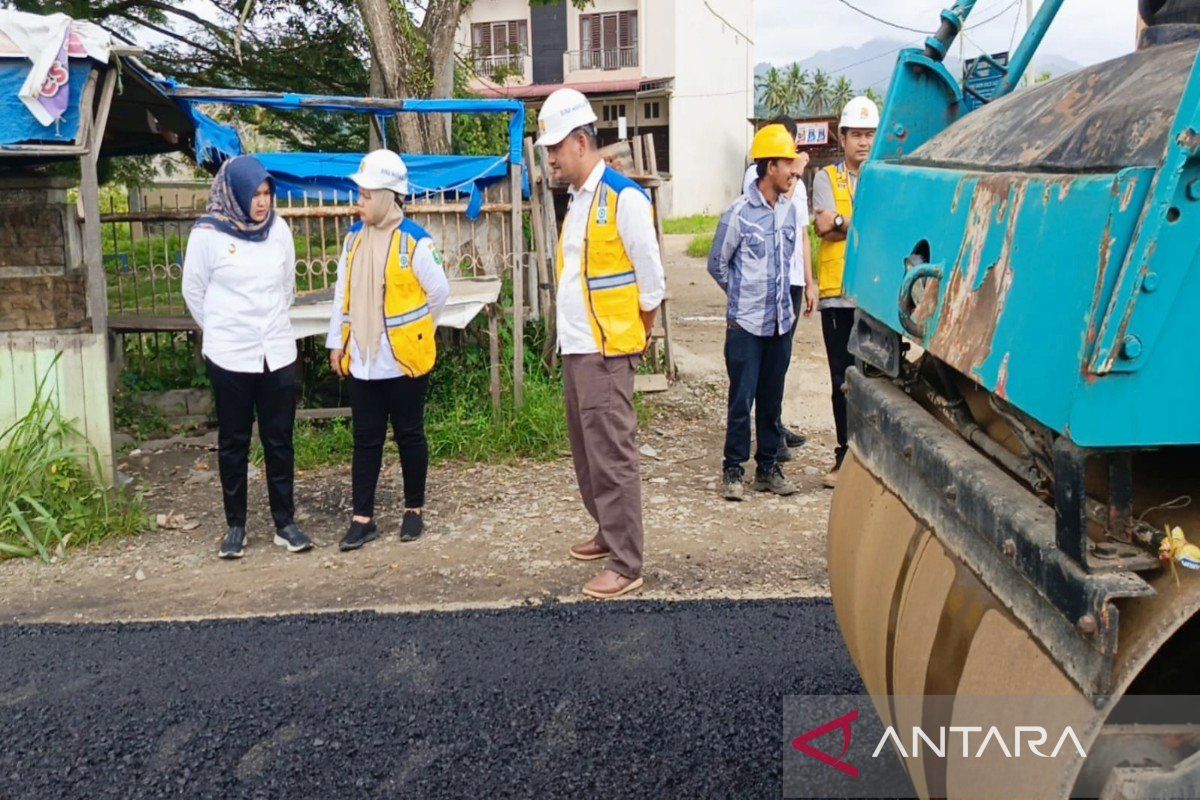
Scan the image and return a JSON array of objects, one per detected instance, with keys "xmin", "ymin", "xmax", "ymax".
[{"xmin": 458, "ymin": 0, "xmax": 755, "ymax": 217}]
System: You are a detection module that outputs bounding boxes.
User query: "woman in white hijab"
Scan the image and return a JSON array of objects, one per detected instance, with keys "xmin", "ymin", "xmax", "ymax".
[{"xmin": 326, "ymin": 150, "xmax": 450, "ymax": 550}]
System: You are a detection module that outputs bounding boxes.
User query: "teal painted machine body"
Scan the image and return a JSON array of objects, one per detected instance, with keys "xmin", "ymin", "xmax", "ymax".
[{"xmin": 844, "ymin": 2, "xmax": 1200, "ymax": 448}]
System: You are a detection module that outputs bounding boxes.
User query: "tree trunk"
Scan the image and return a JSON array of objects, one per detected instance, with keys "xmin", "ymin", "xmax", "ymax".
[{"xmin": 356, "ymin": 0, "xmax": 467, "ymax": 154}]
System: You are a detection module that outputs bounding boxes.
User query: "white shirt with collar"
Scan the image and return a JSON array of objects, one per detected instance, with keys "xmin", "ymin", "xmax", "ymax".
[
  {"xmin": 743, "ymin": 163, "xmax": 809, "ymax": 288},
  {"xmin": 558, "ymin": 160, "xmax": 666, "ymax": 356},
  {"xmin": 182, "ymin": 216, "xmax": 298, "ymax": 373},
  {"xmin": 323, "ymin": 221, "xmax": 451, "ymax": 381}
]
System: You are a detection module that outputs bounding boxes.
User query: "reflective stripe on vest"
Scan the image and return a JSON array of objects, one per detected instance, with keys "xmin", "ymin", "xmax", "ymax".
[
  {"xmin": 555, "ymin": 172, "xmax": 646, "ymax": 356},
  {"xmin": 817, "ymin": 163, "xmax": 856, "ymax": 300},
  {"xmin": 339, "ymin": 226, "xmax": 437, "ymax": 378}
]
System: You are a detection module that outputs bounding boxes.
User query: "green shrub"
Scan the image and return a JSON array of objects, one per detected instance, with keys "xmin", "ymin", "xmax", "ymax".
[
  {"xmin": 686, "ymin": 233, "xmax": 715, "ymax": 259},
  {"xmin": 0, "ymin": 367, "xmax": 149, "ymax": 561}
]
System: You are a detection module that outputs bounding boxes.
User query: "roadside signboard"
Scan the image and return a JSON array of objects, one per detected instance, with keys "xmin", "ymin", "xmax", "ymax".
[{"xmin": 962, "ymin": 51, "xmax": 1009, "ymax": 112}]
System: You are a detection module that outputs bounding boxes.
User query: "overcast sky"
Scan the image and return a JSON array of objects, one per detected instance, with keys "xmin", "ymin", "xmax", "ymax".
[{"xmin": 755, "ymin": 0, "xmax": 1139, "ymax": 67}]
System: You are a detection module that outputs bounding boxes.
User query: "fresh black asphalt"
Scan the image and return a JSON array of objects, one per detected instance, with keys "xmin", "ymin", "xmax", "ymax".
[{"xmin": 0, "ymin": 598, "xmax": 874, "ymax": 799}]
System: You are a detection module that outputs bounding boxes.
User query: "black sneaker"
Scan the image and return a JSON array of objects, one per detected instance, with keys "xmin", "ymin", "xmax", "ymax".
[
  {"xmin": 776, "ymin": 445, "xmax": 793, "ymax": 462},
  {"xmin": 218, "ymin": 526, "xmax": 246, "ymax": 559},
  {"xmin": 339, "ymin": 520, "xmax": 378, "ymax": 552},
  {"xmin": 400, "ymin": 510, "xmax": 424, "ymax": 542},
  {"xmin": 274, "ymin": 523, "xmax": 313, "ymax": 553},
  {"xmin": 783, "ymin": 427, "xmax": 807, "ymax": 448}
]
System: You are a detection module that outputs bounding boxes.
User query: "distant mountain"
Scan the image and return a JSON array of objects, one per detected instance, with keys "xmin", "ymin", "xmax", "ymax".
[{"xmin": 754, "ymin": 38, "xmax": 1084, "ymax": 116}]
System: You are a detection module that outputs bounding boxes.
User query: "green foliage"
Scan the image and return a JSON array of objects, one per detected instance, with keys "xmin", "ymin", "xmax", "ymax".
[
  {"xmin": 832, "ymin": 76, "xmax": 855, "ymax": 113},
  {"xmin": 0, "ymin": 364, "xmax": 149, "ymax": 562},
  {"xmin": 451, "ymin": 67, "xmax": 512, "ymax": 156},
  {"xmin": 686, "ymin": 233, "xmax": 715, "ymax": 259},
  {"xmin": 260, "ymin": 322, "xmax": 571, "ymax": 471},
  {"xmin": 755, "ymin": 64, "xmax": 884, "ymax": 119},
  {"xmin": 663, "ymin": 215, "xmax": 718, "ymax": 235}
]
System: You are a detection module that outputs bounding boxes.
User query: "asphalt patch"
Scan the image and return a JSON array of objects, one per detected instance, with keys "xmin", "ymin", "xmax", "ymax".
[{"xmin": 0, "ymin": 598, "xmax": 866, "ymax": 799}]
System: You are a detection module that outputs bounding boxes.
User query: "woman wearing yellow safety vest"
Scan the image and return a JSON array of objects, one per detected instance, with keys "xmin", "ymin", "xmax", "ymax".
[{"xmin": 325, "ymin": 150, "xmax": 450, "ymax": 550}]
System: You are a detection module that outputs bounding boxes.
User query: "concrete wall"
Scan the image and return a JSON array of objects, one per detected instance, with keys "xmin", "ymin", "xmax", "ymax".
[
  {"xmin": 666, "ymin": 0, "xmax": 755, "ymax": 216},
  {"xmin": 0, "ymin": 174, "xmax": 113, "ymax": 482},
  {"xmin": 0, "ymin": 177, "xmax": 87, "ymax": 331}
]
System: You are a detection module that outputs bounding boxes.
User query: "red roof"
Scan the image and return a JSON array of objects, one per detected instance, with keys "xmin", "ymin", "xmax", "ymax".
[{"xmin": 473, "ymin": 77, "xmax": 673, "ymax": 101}]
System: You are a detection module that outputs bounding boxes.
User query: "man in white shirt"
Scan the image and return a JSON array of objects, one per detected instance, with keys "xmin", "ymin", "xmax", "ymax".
[
  {"xmin": 742, "ymin": 116, "xmax": 817, "ymax": 460},
  {"xmin": 536, "ymin": 88, "xmax": 665, "ymax": 600}
]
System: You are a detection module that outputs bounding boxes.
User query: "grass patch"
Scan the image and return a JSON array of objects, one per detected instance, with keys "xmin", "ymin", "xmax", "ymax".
[
  {"xmin": 0, "ymin": 366, "xmax": 149, "ymax": 561},
  {"xmin": 686, "ymin": 233, "xmax": 715, "ymax": 259},
  {"xmin": 263, "ymin": 322, "xmax": 654, "ymax": 471},
  {"xmin": 663, "ymin": 214, "xmax": 719, "ymax": 235}
]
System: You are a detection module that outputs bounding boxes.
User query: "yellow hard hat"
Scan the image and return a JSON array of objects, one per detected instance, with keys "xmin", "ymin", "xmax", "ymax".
[{"xmin": 750, "ymin": 124, "xmax": 799, "ymax": 161}]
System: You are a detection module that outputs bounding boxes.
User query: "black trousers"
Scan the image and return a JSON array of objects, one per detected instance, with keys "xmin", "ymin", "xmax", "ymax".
[
  {"xmin": 205, "ymin": 358, "xmax": 297, "ymax": 529},
  {"xmin": 821, "ymin": 306, "xmax": 856, "ymax": 468},
  {"xmin": 775, "ymin": 285, "xmax": 805, "ymax": 451},
  {"xmin": 349, "ymin": 375, "xmax": 430, "ymax": 517},
  {"xmin": 723, "ymin": 323, "xmax": 793, "ymax": 474}
]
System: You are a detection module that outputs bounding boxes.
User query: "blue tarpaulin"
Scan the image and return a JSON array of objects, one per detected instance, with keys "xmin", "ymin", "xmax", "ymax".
[
  {"xmin": 172, "ymin": 89, "xmax": 527, "ymax": 220},
  {"xmin": 0, "ymin": 60, "xmax": 90, "ymax": 146},
  {"xmin": 169, "ymin": 90, "xmax": 526, "ymax": 166},
  {"xmin": 256, "ymin": 152, "xmax": 524, "ymax": 219}
]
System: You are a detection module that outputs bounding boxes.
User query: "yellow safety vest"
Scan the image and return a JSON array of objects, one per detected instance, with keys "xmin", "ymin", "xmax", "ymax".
[
  {"xmin": 556, "ymin": 168, "xmax": 647, "ymax": 356},
  {"xmin": 817, "ymin": 163, "xmax": 856, "ymax": 299},
  {"xmin": 339, "ymin": 220, "xmax": 437, "ymax": 378}
]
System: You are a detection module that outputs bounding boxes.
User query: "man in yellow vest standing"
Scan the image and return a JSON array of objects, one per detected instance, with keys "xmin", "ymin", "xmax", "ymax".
[
  {"xmin": 535, "ymin": 88, "xmax": 666, "ymax": 600},
  {"xmin": 813, "ymin": 96, "xmax": 879, "ymax": 489}
]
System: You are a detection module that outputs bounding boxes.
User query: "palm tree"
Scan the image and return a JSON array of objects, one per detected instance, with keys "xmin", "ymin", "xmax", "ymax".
[
  {"xmin": 784, "ymin": 64, "xmax": 811, "ymax": 116},
  {"xmin": 832, "ymin": 76, "xmax": 855, "ymax": 114},
  {"xmin": 756, "ymin": 66, "xmax": 791, "ymax": 118},
  {"xmin": 863, "ymin": 87, "xmax": 884, "ymax": 110},
  {"xmin": 806, "ymin": 69, "xmax": 832, "ymax": 116}
]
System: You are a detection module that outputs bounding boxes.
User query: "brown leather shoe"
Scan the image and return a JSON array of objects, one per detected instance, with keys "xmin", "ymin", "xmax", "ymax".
[
  {"xmin": 569, "ymin": 538, "xmax": 610, "ymax": 562},
  {"xmin": 582, "ymin": 569, "xmax": 644, "ymax": 599},
  {"xmin": 822, "ymin": 467, "xmax": 840, "ymax": 489}
]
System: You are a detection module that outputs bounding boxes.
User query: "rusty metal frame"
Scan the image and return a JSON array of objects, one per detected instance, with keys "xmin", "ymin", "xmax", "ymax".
[{"xmin": 846, "ymin": 367, "xmax": 1156, "ymax": 698}]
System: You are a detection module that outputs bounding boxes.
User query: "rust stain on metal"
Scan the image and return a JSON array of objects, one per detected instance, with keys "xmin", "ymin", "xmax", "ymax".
[
  {"xmin": 1086, "ymin": 211, "xmax": 1117, "ymax": 363},
  {"xmin": 1177, "ymin": 127, "xmax": 1200, "ymax": 152},
  {"xmin": 1119, "ymin": 174, "xmax": 1138, "ymax": 212},
  {"xmin": 995, "ymin": 352, "xmax": 1010, "ymax": 399},
  {"xmin": 951, "ymin": 176, "xmax": 969, "ymax": 215},
  {"xmin": 928, "ymin": 174, "xmax": 1027, "ymax": 376}
]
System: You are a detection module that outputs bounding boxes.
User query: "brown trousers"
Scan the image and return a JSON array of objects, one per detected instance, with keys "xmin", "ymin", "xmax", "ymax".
[{"xmin": 562, "ymin": 353, "xmax": 644, "ymax": 579}]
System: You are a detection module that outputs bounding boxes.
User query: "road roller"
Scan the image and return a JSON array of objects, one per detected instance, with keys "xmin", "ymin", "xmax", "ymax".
[{"xmin": 829, "ymin": 1, "xmax": 1200, "ymax": 796}]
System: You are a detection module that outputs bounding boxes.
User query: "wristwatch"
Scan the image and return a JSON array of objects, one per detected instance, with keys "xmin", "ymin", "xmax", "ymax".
[{"xmin": 833, "ymin": 214, "xmax": 846, "ymax": 232}]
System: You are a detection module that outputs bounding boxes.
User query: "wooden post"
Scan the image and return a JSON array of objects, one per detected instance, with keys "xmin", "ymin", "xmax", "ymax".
[
  {"xmin": 487, "ymin": 303, "xmax": 501, "ymax": 414},
  {"xmin": 79, "ymin": 63, "xmax": 120, "ymax": 485},
  {"xmin": 523, "ymin": 138, "xmax": 553, "ymax": 336},
  {"xmin": 510, "ymin": 163, "xmax": 525, "ymax": 411},
  {"xmin": 643, "ymin": 133, "xmax": 676, "ymax": 379},
  {"xmin": 535, "ymin": 144, "xmax": 560, "ymax": 371}
]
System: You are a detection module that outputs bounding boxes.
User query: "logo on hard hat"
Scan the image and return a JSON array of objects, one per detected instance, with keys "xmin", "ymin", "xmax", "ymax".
[
  {"xmin": 539, "ymin": 119, "xmax": 547, "ymax": 133},
  {"xmin": 859, "ymin": 106, "xmax": 870, "ymax": 119}
]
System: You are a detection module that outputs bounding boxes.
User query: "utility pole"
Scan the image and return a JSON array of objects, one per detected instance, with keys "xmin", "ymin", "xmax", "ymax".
[{"xmin": 1024, "ymin": 0, "xmax": 1039, "ymax": 85}]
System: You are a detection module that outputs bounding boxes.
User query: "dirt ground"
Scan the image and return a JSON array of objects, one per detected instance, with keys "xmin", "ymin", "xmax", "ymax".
[{"xmin": 0, "ymin": 234, "xmax": 838, "ymax": 624}]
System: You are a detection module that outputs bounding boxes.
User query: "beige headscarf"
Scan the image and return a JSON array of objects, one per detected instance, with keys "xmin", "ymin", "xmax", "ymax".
[{"xmin": 349, "ymin": 189, "xmax": 405, "ymax": 363}]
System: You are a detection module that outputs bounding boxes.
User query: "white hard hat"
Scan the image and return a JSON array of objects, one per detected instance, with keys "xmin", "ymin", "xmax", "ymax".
[
  {"xmin": 839, "ymin": 96, "xmax": 880, "ymax": 130},
  {"xmin": 349, "ymin": 149, "xmax": 409, "ymax": 195},
  {"xmin": 535, "ymin": 88, "xmax": 598, "ymax": 147}
]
